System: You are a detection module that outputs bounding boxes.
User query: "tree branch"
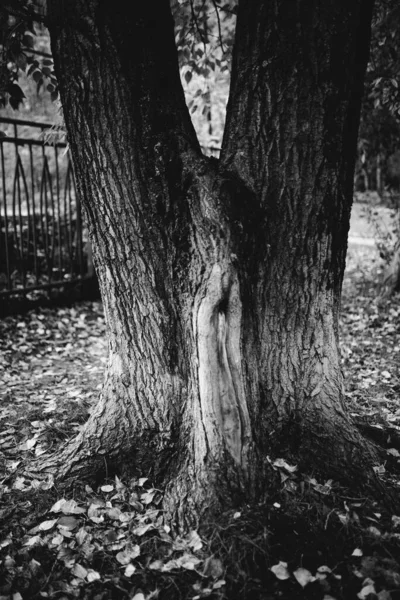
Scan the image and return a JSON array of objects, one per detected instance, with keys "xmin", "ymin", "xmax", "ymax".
[
  {"xmin": 48, "ymin": 0, "xmax": 202, "ymax": 173},
  {"xmin": 220, "ymin": 0, "xmax": 374, "ymax": 197}
]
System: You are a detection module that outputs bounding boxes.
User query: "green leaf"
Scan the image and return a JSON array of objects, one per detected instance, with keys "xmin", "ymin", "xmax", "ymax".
[
  {"xmin": 32, "ymin": 69, "xmax": 42, "ymax": 83},
  {"xmin": 9, "ymin": 96, "xmax": 23, "ymax": 110},
  {"xmin": 22, "ymin": 33, "xmax": 34, "ymax": 48},
  {"xmin": 15, "ymin": 53, "xmax": 27, "ymax": 72},
  {"xmin": 7, "ymin": 83, "xmax": 25, "ymax": 99}
]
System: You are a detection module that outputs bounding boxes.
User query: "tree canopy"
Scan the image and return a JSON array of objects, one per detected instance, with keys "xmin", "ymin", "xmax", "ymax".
[{"xmin": 1, "ymin": 0, "xmax": 399, "ymax": 147}]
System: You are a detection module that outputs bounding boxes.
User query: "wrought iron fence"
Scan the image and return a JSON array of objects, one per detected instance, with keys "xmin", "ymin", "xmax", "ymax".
[{"xmin": 0, "ymin": 116, "xmax": 94, "ymax": 308}]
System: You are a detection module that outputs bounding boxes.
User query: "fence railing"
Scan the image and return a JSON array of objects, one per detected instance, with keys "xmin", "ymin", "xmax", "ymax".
[{"xmin": 0, "ymin": 116, "xmax": 93, "ymax": 306}]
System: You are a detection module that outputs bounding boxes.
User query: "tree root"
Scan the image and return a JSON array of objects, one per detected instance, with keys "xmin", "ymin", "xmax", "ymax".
[
  {"xmin": 269, "ymin": 412, "xmax": 400, "ymax": 512},
  {"xmin": 23, "ymin": 442, "xmax": 110, "ymax": 488},
  {"xmin": 355, "ymin": 420, "xmax": 400, "ymax": 451}
]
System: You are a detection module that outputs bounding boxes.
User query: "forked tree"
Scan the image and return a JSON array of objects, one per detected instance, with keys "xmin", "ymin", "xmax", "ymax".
[{"xmin": 21, "ymin": 0, "xmax": 385, "ymax": 526}]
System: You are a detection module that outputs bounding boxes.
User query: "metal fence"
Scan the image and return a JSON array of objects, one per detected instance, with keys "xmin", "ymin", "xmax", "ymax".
[{"xmin": 0, "ymin": 116, "xmax": 93, "ymax": 307}]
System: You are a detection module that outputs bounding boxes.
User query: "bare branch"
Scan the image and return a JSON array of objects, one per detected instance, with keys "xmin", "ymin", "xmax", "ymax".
[{"xmin": 211, "ymin": 0, "xmax": 226, "ymax": 56}]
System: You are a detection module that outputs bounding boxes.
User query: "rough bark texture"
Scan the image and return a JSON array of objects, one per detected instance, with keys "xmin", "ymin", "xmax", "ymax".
[
  {"xmin": 220, "ymin": 0, "xmax": 378, "ymax": 482},
  {"xmin": 45, "ymin": 0, "xmax": 383, "ymax": 527}
]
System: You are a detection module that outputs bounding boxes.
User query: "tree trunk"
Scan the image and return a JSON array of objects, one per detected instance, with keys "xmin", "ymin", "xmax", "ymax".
[
  {"xmin": 361, "ymin": 167, "xmax": 369, "ymax": 191},
  {"xmin": 45, "ymin": 0, "xmax": 383, "ymax": 527},
  {"xmin": 376, "ymin": 152, "xmax": 383, "ymax": 197},
  {"xmin": 380, "ymin": 238, "xmax": 400, "ymax": 297},
  {"xmin": 219, "ymin": 0, "xmax": 379, "ymax": 491}
]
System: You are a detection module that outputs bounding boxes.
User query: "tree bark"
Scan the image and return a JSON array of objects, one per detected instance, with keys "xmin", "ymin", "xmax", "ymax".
[
  {"xmin": 380, "ymin": 238, "xmax": 400, "ymax": 297},
  {"xmin": 44, "ymin": 0, "xmax": 384, "ymax": 527},
  {"xmin": 376, "ymin": 152, "xmax": 383, "ymax": 196},
  {"xmin": 220, "ymin": 0, "xmax": 378, "ymax": 480}
]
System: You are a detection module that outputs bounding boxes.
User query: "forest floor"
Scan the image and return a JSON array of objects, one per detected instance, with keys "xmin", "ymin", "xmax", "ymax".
[{"xmin": 1, "ymin": 203, "xmax": 400, "ymax": 599}]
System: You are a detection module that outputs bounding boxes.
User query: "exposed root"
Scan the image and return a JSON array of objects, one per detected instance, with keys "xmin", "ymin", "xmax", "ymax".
[
  {"xmin": 269, "ymin": 411, "xmax": 400, "ymax": 512},
  {"xmin": 355, "ymin": 420, "xmax": 400, "ymax": 451},
  {"xmin": 23, "ymin": 440, "xmax": 110, "ymax": 489}
]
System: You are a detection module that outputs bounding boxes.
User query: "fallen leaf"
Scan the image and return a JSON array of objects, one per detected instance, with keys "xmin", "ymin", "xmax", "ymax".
[
  {"xmin": 25, "ymin": 436, "xmax": 38, "ymax": 450},
  {"xmin": 76, "ymin": 528, "xmax": 88, "ymax": 545},
  {"xmin": 5, "ymin": 556, "xmax": 15, "ymax": 569},
  {"xmin": 180, "ymin": 554, "xmax": 202, "ymax": 570},
  {"xmin": 387, "ymin": 448, "xmax": 400, "ymax": 457},
  {"xmin": 272, "ymin": 458, "xmax": 298, "ymax": 473},
  {"xmin": 271, "ymin": 561, "xmax": 290, "ymax": 580},
  {"xmin": 392, "ymin": 515, "xmax": 400, "ymax": 528},
  {"xmin": 132, "ymin": 523, "xmax": 154, "ymax": 536},
  {"xmin": 50, "ymin": 498, "xmax": 67, "ymax": 512},
  {"xmin": 101, "ymin": 484, "xmax": 114, "ymax": 493},
  {"xmin": 311, "ymin": 482, "xmax": 332, "ymax": 495},
  {"xmin": 29, "ymin": 519, "xmax": 58, "ymax": 534},
  {"xmin": 141, "ymin": 490, "xmax": 156, "ymax": 505},
  {"xmin": 72, "ymin": 563, "xmax": 88, "ymax": 579},
  {"xmin": 13, "ymin": 477, "xmax": 28, "ymax": 491},
  {"xmin": 212, "ymin": 580, "xmax": 226, "ymax": 590},
  {"xmin": 89, "ymin": 515, "xmax": 104, "ymax": 524},
  {"xmin": 114, "ymin": 475, "xmax": 125, "ymax": 490},
  {"xmin": 187, "ymin": 530, "xmax": 203, "ymax": 551},
  {"xmin": 377, "ymin": 591, "xmax": 392, "ymax": 600},
  {"xmin": 60, "ymin": 499, "xmax": 86, "ymax": 515},
  {"xmin": 29, "ymin": 558, "xmax": 41, "ymax": 574},
  {"xmin": 293, "ymin": 567, "xmax": 316, "ymax": 587},
  {"xmin": 317, "ymin": 566, "xmax": 332, "ymax": 574},
  {"xmin": 107, "ymin": 507, "xmax": 121, "ymax": 520},
  {"xmin": 373, "ymin": 465, "xmax": 386, "ymax": 475},
  {"xmin": 58, "ymin": 516, "xmax": 79, "ymax": 530},
  {"xmin": 24, "ymin": 535, "xmax": 42, "ymax": 547},
  {"xmin": 116, "ymin": 544, "xmax": 140, "ymax": 565},
  {"xmin": 119, "ymin": 512, "xmax": 134, "ymax": 523},
  {"xmin": 149, "ymin": 559, "xmax": 164, "ymax": 570},
  {"xmin": 105, "ymin": 529, "xmax": 118, "ymax": 543},
  {"xmin": 203, "ymin": 557, "xmax": 224, "ymax": 579},
  {"xmin": 124, "ymin": 564, "xmax": 136, "ymax": 577},
  {"xmin": 50, "ymin": 534, "xmax": 63, "ymax": 546},
  {"xmin": 358, "ymin": 583, "xmax": 376, "ymax": 599}
]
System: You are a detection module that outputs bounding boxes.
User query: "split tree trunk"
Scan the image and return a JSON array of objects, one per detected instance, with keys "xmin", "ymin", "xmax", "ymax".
[{"xmin": 46, "ymin": 0, "xmax": 381, "ymax": 526}]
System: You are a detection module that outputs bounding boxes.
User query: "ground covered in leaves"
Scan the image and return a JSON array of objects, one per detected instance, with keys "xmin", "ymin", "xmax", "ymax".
[{"xmin": 1, "ymin": 206, "xmax": 400, "ymax": 599}]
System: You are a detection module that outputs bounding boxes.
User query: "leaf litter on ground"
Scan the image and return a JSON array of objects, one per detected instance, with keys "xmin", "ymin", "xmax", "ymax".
[{"xmin": 0, "ymin": 230, "xmax": 400, "ymax": 598}]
